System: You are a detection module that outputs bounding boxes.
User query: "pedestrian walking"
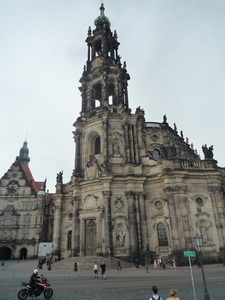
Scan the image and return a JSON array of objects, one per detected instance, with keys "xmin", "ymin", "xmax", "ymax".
[
  {"xmin": 161, "ymin": 257, "xmax": 166, "ymax": 269},
  {"xmin": 157, "ymin": 258, "xmax": 162, "ymax": 269},
  {"xmin": 172, "ymin": 258, "xmax": 177, "ymax": 270},
  {"xmin": 153, "ymin": 259, "xmax": 157, "ymax": 270},
  {"xmin": 93, "ymin": 261, "xmax": 98, "ymax": 278},
  {"xmin": 166, "ymin": 289, "xmax": 180, "ymax": 300},
  {"xmin": 149, "ymin": 285, "xmax": 162, "ymax": 300},
  {"xmin": 1, "ymin": 261, "xmax": 4, "ymax": 271},
  {"xmin": 100, "ymin": 260, "xmax": 106, "ymax": 280}
]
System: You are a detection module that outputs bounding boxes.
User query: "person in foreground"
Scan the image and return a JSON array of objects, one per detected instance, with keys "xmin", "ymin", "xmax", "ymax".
[
  {"xmin": 166, "ymin": 289, "xmax": 180, "ymax": 300},
  {"xmin": 29, "ymin": 269, "xmax": 42, "ymax": 294},
  {"xmin": 100, "ymin": 260, "xmax": 106, "ymax": 280},
  {"xmin": 149, "ymin": 285, "xmax": 162, "ymax": 300}
]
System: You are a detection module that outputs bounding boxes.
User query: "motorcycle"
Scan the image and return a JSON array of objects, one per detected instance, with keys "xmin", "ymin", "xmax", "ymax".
[{"xmin": 17, "ymin": 275, "xmax": 53, "ymax": 299}]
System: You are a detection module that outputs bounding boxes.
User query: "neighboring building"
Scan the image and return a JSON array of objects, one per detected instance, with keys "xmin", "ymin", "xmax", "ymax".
[
  {"xmin": 0, "ymin": 141, "xmax": 53, "ymax": 260},
  {"xmin": 51, "ymin": 4, "xmax": 225, "ymax": 262}
]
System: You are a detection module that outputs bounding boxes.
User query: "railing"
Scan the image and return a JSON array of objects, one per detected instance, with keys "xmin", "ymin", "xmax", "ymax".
[{"xmin": 180, "ymin": 160, "xmax": 203, "ymax": 169}]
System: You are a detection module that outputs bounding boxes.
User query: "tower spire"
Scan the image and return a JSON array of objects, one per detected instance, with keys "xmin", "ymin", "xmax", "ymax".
[
  {"xmin": 78, "ymin": 4, "xmax": 130, "ymax": 119},
  {"xmin": 16, "ymin": 140, "xmax": 30, "ymax": 165}
]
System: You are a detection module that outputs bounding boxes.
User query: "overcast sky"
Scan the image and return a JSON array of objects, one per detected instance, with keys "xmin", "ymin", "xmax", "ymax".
[{"xmin": 1, "ymin": 0, "xmax": 225, "ymax": 192}]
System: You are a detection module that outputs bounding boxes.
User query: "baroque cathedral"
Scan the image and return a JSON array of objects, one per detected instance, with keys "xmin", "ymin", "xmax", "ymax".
[
  {"xmin": 51, "ymin": 4, "xmax": 225, "ymax": 261},
  {"xmin": 1, "ymin": 4, "xmax": 225, "ymax": 262}
]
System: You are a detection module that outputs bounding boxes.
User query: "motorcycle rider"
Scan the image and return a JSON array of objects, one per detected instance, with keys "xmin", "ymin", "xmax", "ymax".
[{"xmin": 29, "ymin": 269, "xmax": 42, "ymax": 295}]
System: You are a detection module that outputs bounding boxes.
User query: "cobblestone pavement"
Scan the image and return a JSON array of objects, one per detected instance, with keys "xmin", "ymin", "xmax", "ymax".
[{"xmin": 0, "ymin": 260, "xmax": 224, "ymax": 300}]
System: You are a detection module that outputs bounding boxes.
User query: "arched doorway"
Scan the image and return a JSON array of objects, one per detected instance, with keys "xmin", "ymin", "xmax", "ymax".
[
  {"xmin": 0, "ymin": 247, "xmax": 12, "ymax": 260},
  {"xmin": 20, "ymin": 248, "xmax": 27, "ymax": 259}
]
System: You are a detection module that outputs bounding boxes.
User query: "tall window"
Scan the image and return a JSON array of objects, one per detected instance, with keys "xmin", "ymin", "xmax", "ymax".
[
  {"xmin": 153, "ymin": 149, "xmax": 161, "ymax": 161},
  {"xmin": 95, "ymin": 136, "xmax": 101, "ymax": 154},
  {"xmin": 157, "ymin": 223, "xmax": 168, "ymax": 246},
  {"xmin": 22, "ymin": 230, "xmax": 29, "ymax": 239},
  {"xmin": 4, "ymin": 215, "xmax": 10, "ymax": 225},
  {"xmin": 67, "ymin": 231, "xmax": 72, "ymax": 250},
  {"xmin": 10, "ymin": 230, "xmax": 15, "ymax": 239},
  {"xmin": 3, "ymin": 231, "xmax": 8, "ymax": 239},
  {"xmin": 23, "ymin": 217, "xmax": 30, "ymax": 226}
]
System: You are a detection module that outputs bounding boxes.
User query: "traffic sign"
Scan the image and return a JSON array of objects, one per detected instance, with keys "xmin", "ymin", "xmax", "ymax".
[{"xmin": 183, "ymin": 250, "xmax": 196, "ymax": 258}]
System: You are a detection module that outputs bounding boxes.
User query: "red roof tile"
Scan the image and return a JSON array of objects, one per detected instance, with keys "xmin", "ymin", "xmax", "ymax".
[{"xmin": 21, "ymin": 164, "xmax": 45, "ymax": 194}]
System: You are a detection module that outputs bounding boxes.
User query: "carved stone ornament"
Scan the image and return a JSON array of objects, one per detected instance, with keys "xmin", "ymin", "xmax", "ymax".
[
  {"xmin": 54, "ymin": 204, "xmax": 61, "ymax": 211},
  {"xmin": 71, "ymin": 196, "xmax": 82, "ymax": 206},
  {"xmin": 85, "ymin": 155, "xmax": 111, "ymax": 179},
  {"xmin": 115, "ymin": 197, "xmax": 124, "ymax": 212},
  {"xmin": 208, "ymin": 186, "xmax": 222, "ymax": 195},
  {"xmin": 85, "ymin": 155, "xmax": 98, "ymax": 180},
  {"xmin": 102, "ymin": 191, "xmax": 111, "ymax": 198},
  {"xmin": 125, "ymin": 191, "xmax": 135, "ymax": 198},
  {"xmin": 6, "ymin": 181, "xmax": 19, "ymax": 196},
  {"xmin": 109, "ymin": 132, "xmax": 123, "ymax": 157},
  {"xmin": 163, "ymin": 186, "xmax": 188, "ymax": 194}
]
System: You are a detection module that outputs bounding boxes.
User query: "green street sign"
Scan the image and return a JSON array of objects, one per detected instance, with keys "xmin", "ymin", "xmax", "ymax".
[{"xmin": 183, "ymin": 251, "xmax": 196, "ymax": 258}]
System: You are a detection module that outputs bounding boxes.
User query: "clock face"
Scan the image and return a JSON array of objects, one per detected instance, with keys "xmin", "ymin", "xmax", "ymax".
[{"xmin": 12, "ymin": 173, "xmax": 17, "ymax": 178}]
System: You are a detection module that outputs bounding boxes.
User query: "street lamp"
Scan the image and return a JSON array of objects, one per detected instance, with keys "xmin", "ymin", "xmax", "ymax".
[
  {"xmin": 193, "ymin": 233, "xmax": 210, "ymax": 300},
  {"xmin": 144, "ymin": 246, "xmax": 149, "ymax": 273}
]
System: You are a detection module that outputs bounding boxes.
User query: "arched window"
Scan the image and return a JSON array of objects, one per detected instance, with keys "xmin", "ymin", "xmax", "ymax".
[
  {"xmin": 157, "ymin": 223, "xmax": 168, "ymax": 246},
  {"xmin": 153, "ymin": 149, "xmax": 161, "ymax": 161},
  {"xmin": 67, "ymin": 231, "xmax": 72, "ymax": 250},
  {"xmin": 95, "ymin": 137, "xmax": 101, "ymax": 154}
]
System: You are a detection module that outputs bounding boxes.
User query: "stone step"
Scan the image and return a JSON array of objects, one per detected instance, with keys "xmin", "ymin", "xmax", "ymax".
[{"xmin": 51, "ymin": 256, "xmax": 134, "ymax": 270}]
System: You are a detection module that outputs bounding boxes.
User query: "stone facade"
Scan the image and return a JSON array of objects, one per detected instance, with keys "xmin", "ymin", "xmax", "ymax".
[
  {"xmin": 51, "ymin": 5, "xmax": 225, "ymax": 261},
  {"xmin": 0, "ymin": 141, "xmax": 52, "ymax": 260}
]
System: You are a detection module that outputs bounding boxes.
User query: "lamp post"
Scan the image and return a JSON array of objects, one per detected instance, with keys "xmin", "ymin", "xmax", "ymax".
[
  {"xmin": 193, "ymin": 233, "xmax": 210, "ymax": 300},
  {"xmin": 144, "ymin": 246, "xmax": 149, "ymax": 273}
]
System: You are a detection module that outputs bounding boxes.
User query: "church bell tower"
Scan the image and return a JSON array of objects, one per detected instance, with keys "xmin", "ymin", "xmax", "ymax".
[{"xmin": 73, "ymin": 3, "xmax": 133, "ymax": 177}]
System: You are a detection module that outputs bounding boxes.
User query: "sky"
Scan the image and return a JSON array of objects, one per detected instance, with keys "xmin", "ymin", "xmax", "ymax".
[{"xmin": 0, "ymin": 0, "xmax": 225, "ymax": 193}]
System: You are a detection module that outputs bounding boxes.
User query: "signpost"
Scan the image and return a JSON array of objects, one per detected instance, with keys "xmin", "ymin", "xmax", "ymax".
[
  {"xmin": 183, "ymin": 250, "xmax": 197, "ymax": 300},
  {"xmin": 184, "ymin": 251, "xmax": 196, "ymax": 258}
]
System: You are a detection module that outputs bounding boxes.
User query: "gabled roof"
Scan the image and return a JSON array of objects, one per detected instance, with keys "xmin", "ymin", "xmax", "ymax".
[{"xmin": 21, "ymin": 163, "xmax": 45, "ymax": 193}]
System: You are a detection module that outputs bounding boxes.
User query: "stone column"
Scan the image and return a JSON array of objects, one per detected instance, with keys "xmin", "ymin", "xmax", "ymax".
[
  {"xmin": 102, "ymin": 119, "xmax": 109, "ymax": 162},
  {"xmin": 79, "ymin": 217, "xmax": 84, "ymax": 256},
  {"xmin": 52, "ymin": 197, "xmax": 62, "ymax": 259},
  {"xmin": 163, "ymin": 186, "xmax": 182, "ymax": 250},
  {"xmin": 71, "ymin": 196, "xmax": 81, "ymax": 256},
  {"xmin": 129, "ymin": 125, "xmax": 134, "ymax": 163},
  {"xmin": 208, "ymin": 187, "xmax": 224, "ymax": 247},
  {"xmin": 126, "ymin": 191, "xmax": 138, "ymax": 253},
  {"xmin": 133, "ymin": 125, "xmax": 139, "ymax": 164},
  {"xmin": 134, "ymin": 193, "xmax": 141, "ymax": 251},
  {"xmin": 124, "ymin": 123, "xmax": 130, "ymax": 163},
  {"xmin": 138, "ymin": 192, "xmax": 148, "ymax": 249},
  {"xmin": 102, "ymin": 191, "xmax": 112, "ymax": 250},
  {"xmin": 74, "ymin": 131, "xmax": 82, "ymax": 172}
]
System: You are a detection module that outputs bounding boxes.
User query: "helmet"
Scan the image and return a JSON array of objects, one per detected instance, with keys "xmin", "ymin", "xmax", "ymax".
[{"xmin": 33, "ymin": 269, "xmax": 39, "ymax": 274}]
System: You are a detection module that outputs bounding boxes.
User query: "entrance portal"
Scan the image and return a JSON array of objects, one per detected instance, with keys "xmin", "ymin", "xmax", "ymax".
[
  {"xmin": 20, "ymin": 248, "xmax": 27, "ymax": 259},
  {"xmin": 0, "ymin": 247, "xmax": 11, "ymax": 260},
  {"xmin": 85, "ymin": 219, "xmax": 96, "ymax": 256}
]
